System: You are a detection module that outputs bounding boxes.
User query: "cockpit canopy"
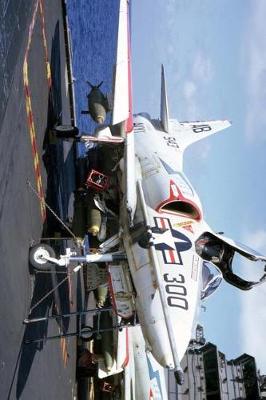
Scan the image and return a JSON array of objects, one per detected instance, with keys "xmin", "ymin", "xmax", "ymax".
[
  {"xmin": 201, "ymin": 261, "xmax": 223, "ymax": 300},
  {"xmin": 196, "ymin": 231, "xmax": 266, "ymax": 291}
]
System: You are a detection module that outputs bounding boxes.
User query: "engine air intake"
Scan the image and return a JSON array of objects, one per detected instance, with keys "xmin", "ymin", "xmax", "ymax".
[{"xmin": 160, "ymin": 200, "xmax": 201, "ymax": 220}]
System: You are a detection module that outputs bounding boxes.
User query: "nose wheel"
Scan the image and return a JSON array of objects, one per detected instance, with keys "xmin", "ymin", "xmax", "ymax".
[{"xmin": 29, "ymin": 243, "xmax": 56, "ymax": 271}]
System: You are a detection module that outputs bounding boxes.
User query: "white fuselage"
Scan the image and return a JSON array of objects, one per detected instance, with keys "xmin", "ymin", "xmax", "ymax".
[{"xmin": 122, "ymin": 114, "xmax": 210, "ymax": 369}]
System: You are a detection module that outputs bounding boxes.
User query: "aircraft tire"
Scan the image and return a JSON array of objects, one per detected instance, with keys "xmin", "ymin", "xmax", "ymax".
[
  {"xmin": 54, "ymin": 125, "xmax": 79, "ymax": 138},
  {"xmin": 29, "ymin": 243, "xmax": 55, "ymax": 271}
]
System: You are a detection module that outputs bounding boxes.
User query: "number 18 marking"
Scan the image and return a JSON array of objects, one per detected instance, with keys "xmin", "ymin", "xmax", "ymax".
[{"xmin": 192, "ymin": 125, "xmax": 211, "ymax": 133}]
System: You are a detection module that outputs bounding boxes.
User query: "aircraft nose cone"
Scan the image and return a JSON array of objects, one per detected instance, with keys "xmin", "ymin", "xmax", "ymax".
[{"xmin": 95, "ymin": 115, "xmax": 104, "ymax": 124}]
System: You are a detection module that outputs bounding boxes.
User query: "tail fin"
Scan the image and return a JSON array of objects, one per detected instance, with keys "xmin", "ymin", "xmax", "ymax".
[
  {"xmin": 87, "ymin": 81, "xmax": 103, "ymax": 89},
  {"xmin": 160, "ymin": 65, "xmax": 170, "ymax": 132},
  {"xmin": 170, "ymin": 119, "xmax": 231, "ymax": 150}
]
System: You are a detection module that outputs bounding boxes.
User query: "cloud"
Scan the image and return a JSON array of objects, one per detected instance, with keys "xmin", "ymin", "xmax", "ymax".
[
  {"xmin": 239, "ymin": 229, "xmax": 266, "ymax": 370},
  {"xmin": 180, "ymin": 50, "xmax": 214, "ymax": 120},
  {"xmin": 182, "ymin": 80, "xmax": 198, "ymax": 119},
  {"xmin": 183, "ymin": 52, "xmax": 214, "ymax": 94},
  {"xmin": 239, "ymin": 286, "xmax": 266, "ymax": 371},
  {"xmin": 165, "ymin": 0, "xmax": 178, "ymax": 29},
  {"xmin": 192, "ymin": 51, "xmax": 214, "ymax": 83},
  {"xmin": 244, "ymin": 1, "xmax": 266, "ymax": 143},
  {"xmin": 183, "ymin": 80, "xmax": 197, "ymax": 100},
  {"xmin": 182, "ymin": 73, "xmax": 212, "ymax": 160},
  {"xmin": 243, "ymin": 229, "xmax": 266, "ymax": 251}
]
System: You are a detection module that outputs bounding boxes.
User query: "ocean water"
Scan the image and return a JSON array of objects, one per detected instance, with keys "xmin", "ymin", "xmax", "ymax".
[{"xmin": 66, "ymin": 0, "xmax": 120, "ymax": 148}]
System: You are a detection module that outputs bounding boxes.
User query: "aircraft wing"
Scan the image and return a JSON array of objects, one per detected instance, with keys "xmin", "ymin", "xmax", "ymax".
[
  {"xmin": 111, "ymin": 0, "xmax": 133, "ymax": 133},
  {"xmin": 110, "ymin": 0, "xmax": 136, "ymax": 223}
]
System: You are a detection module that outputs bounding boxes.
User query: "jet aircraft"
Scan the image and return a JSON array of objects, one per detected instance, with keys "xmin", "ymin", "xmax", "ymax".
[{"xmin": 31, "ymin": 0, "xmax": 266, "ymax": 386}]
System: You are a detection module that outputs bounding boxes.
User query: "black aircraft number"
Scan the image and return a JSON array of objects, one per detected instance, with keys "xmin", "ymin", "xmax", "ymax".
[
  {"xmin": 163, "ymin": 136, "xmax": 179, "ymax": 148},
  {"xmin": 163, "ymin": 273, "xmax": 188, "ymax": 310},
  {"xmin": 192, "ymin": 124, "xmax": 211, "ymax": 133}
]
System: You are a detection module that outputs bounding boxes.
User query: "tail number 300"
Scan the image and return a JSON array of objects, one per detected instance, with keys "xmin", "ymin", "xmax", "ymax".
[{"xmin": 163, "ymin": 273, "xmax": 188, "ymax": 310}]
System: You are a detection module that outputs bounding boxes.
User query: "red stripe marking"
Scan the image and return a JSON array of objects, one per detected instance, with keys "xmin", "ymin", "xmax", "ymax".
[
  {"xmin": 160, "ymin": 218, "xmax": 166, "ymax": 230},
  {"xmin": 25, "ymin": 84, "xmax": 30, "ymax": 97},
  {"xmin": 23, "ymin": 0, "xmax": 46, "ymax": 221},
  {"xmin": 24, "ymin": 0, "xmax": 71, "ymax": 366},
  {"xmin": 39, "ymin": 0, "xmax": 52, "ymax": 89},
  {"xmin": 156, "ymin": 179, "xmax": 202, "ymax": 221},
  {"xmin": 31, "ymin": 137, "xmax": 37, "ymax": 154},
  {"xmin": 168, "ymin": 249, "xmax": 175, "ymax": 264},
  {"xmin": 122, "ymin": 328, "xmax": 129, "ymax": 368},
  {"xmin": 23, "ymin": 0, "xmax": 54, "ymax": 222},
  {"xmin": 35, "ymin": 161, "xmax": 42, "ymax": 178},
  {"xmin": 28, "ymin": 111, "xmax": 33, "ymax": 126}
]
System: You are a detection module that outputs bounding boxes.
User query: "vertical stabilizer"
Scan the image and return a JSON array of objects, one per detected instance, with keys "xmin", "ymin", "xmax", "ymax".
[{"xmin": 160, "ymin": 65, "xmax": 170, "ymax": 132}]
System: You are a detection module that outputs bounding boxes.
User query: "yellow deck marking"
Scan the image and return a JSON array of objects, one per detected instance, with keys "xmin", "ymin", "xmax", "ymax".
[{"xmin": 24, "ymin": 0, "xmax": 70, "ymax": 365}]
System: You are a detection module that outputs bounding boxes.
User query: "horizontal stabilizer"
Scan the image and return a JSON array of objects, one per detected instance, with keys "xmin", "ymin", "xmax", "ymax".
[
  {"xmin": 160, "ymin": 65, "xmax": 170, "ymax": 132},
  {"xmin": 170, "ymin": 119, "xmax": 231, "ymax": 150}
]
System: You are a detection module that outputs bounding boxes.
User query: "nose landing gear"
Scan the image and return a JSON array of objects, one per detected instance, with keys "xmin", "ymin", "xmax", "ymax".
[{"xmin": 29, "ymin": 243, "xmax": 56, "ymax": 271}]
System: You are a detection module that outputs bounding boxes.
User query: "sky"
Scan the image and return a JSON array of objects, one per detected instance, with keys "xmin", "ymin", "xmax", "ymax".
[{"xmin": 132, "ymin": 0, "xmax": 266, "ymax": 372}]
